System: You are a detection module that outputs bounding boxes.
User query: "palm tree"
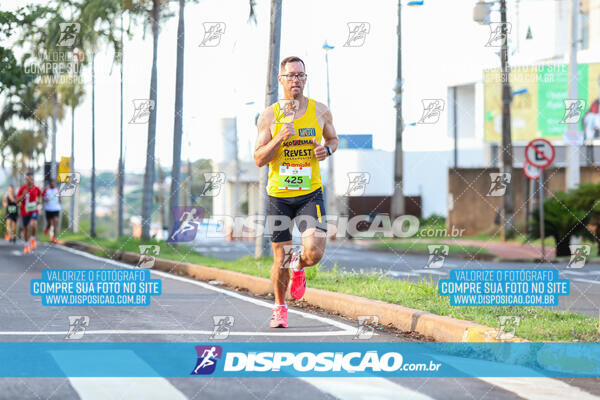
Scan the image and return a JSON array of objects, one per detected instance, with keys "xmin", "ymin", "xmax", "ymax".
[
  {"xmin": 141, "ymin": 0, "xmax": 162, "ymax": 240},
  {"xmin": 168, "ymin": 0, "xmax": 186, "ymax": 242},
  {"xmin": 255, "ymin": 0, "xmax": 282, "ymax": 258}
]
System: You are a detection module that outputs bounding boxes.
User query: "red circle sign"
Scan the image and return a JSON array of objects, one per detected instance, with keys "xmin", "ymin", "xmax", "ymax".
[{"xmin": 525, "ymin": 138, "xmax": 555, "ymax": 169}]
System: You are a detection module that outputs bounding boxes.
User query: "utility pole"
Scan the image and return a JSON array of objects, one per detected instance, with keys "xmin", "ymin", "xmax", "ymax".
[
  {"xmin": 255, "ymin": 0, "xmax": 281, "ymax": 258},
  {"xmin": 499, "ymin": 0, "xmax": 514, "ymax": 241},
  {"xmin": 391, "ymin": 0, "xmax": 405, "ymax": 220},
  {"xmin": 117, "ymin": 12, "xmax": 125, "ymax": 237},
  {"xmin": 566, "ymin": 0, "xmax": 580, "ymax": 189},
  {"xmin": 91, "ymin": 52, "xmax": 97, "ymax": 238}
]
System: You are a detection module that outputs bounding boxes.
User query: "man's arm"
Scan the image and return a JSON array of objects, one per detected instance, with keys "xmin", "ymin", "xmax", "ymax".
[{"xmin": 253, "ymin": 107, "xmax": 294, "ymax": 167}]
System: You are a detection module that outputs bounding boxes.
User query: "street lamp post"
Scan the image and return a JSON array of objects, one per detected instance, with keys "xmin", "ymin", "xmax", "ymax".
[{"xmin": 323, "ymin": 42, "xmax": 337, "ymax": 236}]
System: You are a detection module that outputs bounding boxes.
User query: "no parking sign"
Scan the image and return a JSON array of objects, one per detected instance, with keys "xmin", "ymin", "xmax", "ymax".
[{"xmin": 524, "ymin": 138, "xmax": 555, "ymax": 261}]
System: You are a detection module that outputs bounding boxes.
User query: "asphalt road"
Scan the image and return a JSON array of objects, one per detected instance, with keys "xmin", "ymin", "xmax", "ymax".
[
  {"xmin": 1, "ymin": 240, "xmax": 599, "ymax": 399},
  {"xmin": 192, "ymin": 239, "xmax": 600, "ymax": 318}
]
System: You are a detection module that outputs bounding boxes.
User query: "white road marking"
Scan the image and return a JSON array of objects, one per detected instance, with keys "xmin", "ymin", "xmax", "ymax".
[
  {"xmin": 56, "ymin": 244, "xmax": 358, "ymax": 333},
  {"xmin": 385, "ymin": 270, "xmax": 418, "ymax": 277},
  {"xmin": 563, "ymin": 271, "xmax": 593, "ymax": 276},
  {"xmin": 572, "ymin": 278, "xmax": 600, "ymax": 285},
  {"xmin": 412, "ymin": 269, "xmax": 448, "ymax": 276},
  {"xmin": 11, "ymin": 250, "xmax": 21, "ymax": 256},
  {"xmin": 480, "ymin": 377, "xmax": 600, "ymax": 400},
  {"xmin": 433, "ymin": 354, "xmax": 600, "ymax": 400},
  {"xmin": 0, "ymin": 329, "xmax": 356, "ymax": 337},
  {"xmin": 301, "ymin": 377, "xmax": 435, "ymax": 400},
  {"xmin": 52, "ymin": 350, "xmax": 187, "ymax": 400},
  {"xmin": 68, "ymin": 378, "xmax": 188, "ymax": 400}
]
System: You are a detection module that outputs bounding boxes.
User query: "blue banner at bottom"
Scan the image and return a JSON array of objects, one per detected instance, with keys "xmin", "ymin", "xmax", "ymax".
[{"xmin": 0, "ymin": 342, "xmax": 599, "ymax": 378}]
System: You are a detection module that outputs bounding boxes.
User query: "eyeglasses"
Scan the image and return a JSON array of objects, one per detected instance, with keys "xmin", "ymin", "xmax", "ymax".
[{"xmin": 281, "ymin": 73, "xmax": 307, "ymax": 82}]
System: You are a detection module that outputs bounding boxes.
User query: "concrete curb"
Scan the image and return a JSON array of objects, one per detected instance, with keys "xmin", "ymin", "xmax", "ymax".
[{"xmin": 58, "ymin": 240, "xmax": 525, "ymax": 343}]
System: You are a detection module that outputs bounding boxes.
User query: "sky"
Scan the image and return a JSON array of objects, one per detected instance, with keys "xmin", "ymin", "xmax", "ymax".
[{"xmin": 3, "ymin": 0, "xmax": 511, "ymax": 174}]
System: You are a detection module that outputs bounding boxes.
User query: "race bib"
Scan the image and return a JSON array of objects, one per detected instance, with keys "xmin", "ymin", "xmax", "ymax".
[
  {"xmin": 277, "ymin": 166, "xmax": 311, "ymax": 191},
  {"xmin": 25, "ymin": 200, "xmax": 37, "ymax": 212},
  {"xmin": 7, "ymin": 205, "xmax": 16, "ymax": 214}
]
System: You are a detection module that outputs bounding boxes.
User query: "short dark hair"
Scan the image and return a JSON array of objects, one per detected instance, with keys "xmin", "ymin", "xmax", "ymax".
[
  {"xmin": 280, "ymin": 56, "xmax": 305, "ymax": 73},
  {"xmin": 26, "ymin": 171, "xmax": 33, "ymax": 177}
]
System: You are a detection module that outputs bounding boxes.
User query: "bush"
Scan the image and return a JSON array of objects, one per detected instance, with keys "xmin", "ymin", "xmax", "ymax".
[{"xmin": 528, "ymin": 191, "xmax": 593, "ymax": 256}]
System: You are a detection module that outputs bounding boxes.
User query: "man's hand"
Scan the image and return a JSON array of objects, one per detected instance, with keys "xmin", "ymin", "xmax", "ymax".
[
  {"xmin": 276, "ymin": 123, "xmax": 295, "ymax": 143},
  {"xmin": 312, "ymin": 139, "xmax": 327, "ymax": 161}
]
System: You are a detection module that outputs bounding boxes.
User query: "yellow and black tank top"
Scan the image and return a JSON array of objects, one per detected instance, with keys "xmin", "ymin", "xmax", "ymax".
[{"xmin": 267, "ymin": 98, "xmax": 323, "ymax": 198}]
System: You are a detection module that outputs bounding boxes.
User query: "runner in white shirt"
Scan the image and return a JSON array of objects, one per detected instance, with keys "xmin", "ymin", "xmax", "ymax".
[{"xmin": 43, "ymin": 179, "xmax": 61, "ymax": 244}]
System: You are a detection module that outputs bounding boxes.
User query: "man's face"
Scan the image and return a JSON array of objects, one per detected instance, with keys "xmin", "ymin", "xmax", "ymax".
[
  {"xmin": 278, "ymin": 61, "xmax": 306, "ymax": 98},
  {"xmin": 26, "ymin": 175, "xmax": 33, "ymax": 186},
  {"xmin": 50, "ymin": 180, "xmax": 56, "ymax": 188}
]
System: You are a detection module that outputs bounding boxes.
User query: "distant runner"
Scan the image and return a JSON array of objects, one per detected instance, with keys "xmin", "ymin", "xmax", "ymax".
[
  {"xmin": 3, "ymin": 185, "xmax": 18, "ymax": 243},
  {"xmin": 42, "ymin": 178, "xmax": 61, "ymax": 244},
  {"xmin": 253, "ymin": 56, "xmax": 339, "ymax": 328},
  {"xmin": 17, "ymin": 172, "xmax": 41, "ymax": 254}
]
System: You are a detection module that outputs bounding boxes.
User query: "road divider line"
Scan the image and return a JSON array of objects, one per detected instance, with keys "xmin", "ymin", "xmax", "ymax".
[
  {"xmin": 0, "ymin": 329, "xmax": 356, "ymax": 337},
  {"xmin": 56, "ymin": 244, "xmax": 358, "ymax": 333}
]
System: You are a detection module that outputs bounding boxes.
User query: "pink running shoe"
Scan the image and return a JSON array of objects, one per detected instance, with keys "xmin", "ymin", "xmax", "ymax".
[
  {"xmin": 290, "ymin": 268, "xmax": 307, "ymax": 300},
  {"xmin": 269, "ymin": 306, "xmax": 288, "ymax": 328}
]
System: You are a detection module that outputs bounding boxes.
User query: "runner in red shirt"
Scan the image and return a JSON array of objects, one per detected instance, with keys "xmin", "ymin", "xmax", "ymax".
[{"xmin": 17, "ymin": 172, "xmax": 42, "ymax": 254}]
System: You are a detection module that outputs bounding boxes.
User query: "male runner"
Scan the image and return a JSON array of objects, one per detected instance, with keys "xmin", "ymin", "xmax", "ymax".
[
  {"xmin": 254, "ymin": 56, "xmax": 339, "ymax": 328},
  {"xmin": 43, "ymin": 178, "xmax": 61, "ymax": 243},
  {"xmin": 17, "ymin": 172, "xmax": 41, "ymax": 254},
  {"xmin": 3, "ymin": 185, "xmax": 18, "ymax": 242}
]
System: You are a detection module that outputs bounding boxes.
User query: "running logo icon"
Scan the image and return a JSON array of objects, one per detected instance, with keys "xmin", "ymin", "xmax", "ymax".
[
  {"xmin": 191, "ymin": 345, "xmax": 223, "ymax": 375},
  {"xmin": 485, "ymin": 22, "xmax": 511, "ymax": 47},
  {"xmin": 281, "ymin": 245, "xmax": 303, "ymax": 269},
  {"xmin": 487, "ymin": 173, "xmax": 511, "ymax": 196},
  {"xmin": 497, "ymin": 316, "xmax": 520, "ymax": 340},
  {"xmin": 168, "ymin": 206, "xmax": 204, "ymax": 242},
  {"xmin": 137, "ymin": 245, "xmax": 160, "ymax": 268},
  {"xmin": 418, "ymin": 99, "xmax": 444, "ymax": 124},
  {"xmin": 275, "ymin": 99, "xmax": 298, "ymax": 124},
  {"xmin": 344, "ymin": 22, "xmax": 370, "ymax": 47},
  {"xmin": 354, "ymin": 315, "xmax": 378, "ymax": 339},
  {"xmin": 129, "ymin": 99, "xmax": 155, "ymax": 124},
  {"xmin": 567, "ymin": 245, "xmax": 591, "ymax": 269},
  {"xmin": 201, "ymin": 172, "xmax": 226, "ymax": 197},
  {"xmin": 65, "ymin": 316, "xmax": 89, "ymax": 340},
  {"xmin": 560, "ymin": 99, "xmax": 586, "ymax": 124},
  {"xmin": 57, "ymin": 23, "xmax": 80, "ymax": 47},
  {"xmin": 425, "ymin": 245, "xmax": 448, "ymax": 269},
  {"xmin": 58, "ymin": 172, "xmax": 80, "ymax": 197},
  {"xmin": 199, "ymin": 22, "xmax": 226, "ymax": 47},
  {"xmin": 345, "ymin": 172, "xmax": 371, "ymax": 196},
  {"xmin": 210, "ymin": 316, "xmax": 234, "ymax": 340}
]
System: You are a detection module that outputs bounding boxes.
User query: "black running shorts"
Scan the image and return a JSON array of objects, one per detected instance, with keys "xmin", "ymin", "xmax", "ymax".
[{"xmin": 266, "ymin": 187, "xmax": 327, "ymax": 242}]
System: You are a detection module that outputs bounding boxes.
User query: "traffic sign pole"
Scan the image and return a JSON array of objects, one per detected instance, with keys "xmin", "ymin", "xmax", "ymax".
[
  {"xmin": 525, "ymin": 139, "xmax": 554, "ymax": 262},
  {"xmin": 539, "ymin": 168, "xmax": 545, "ymax": 262}
]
